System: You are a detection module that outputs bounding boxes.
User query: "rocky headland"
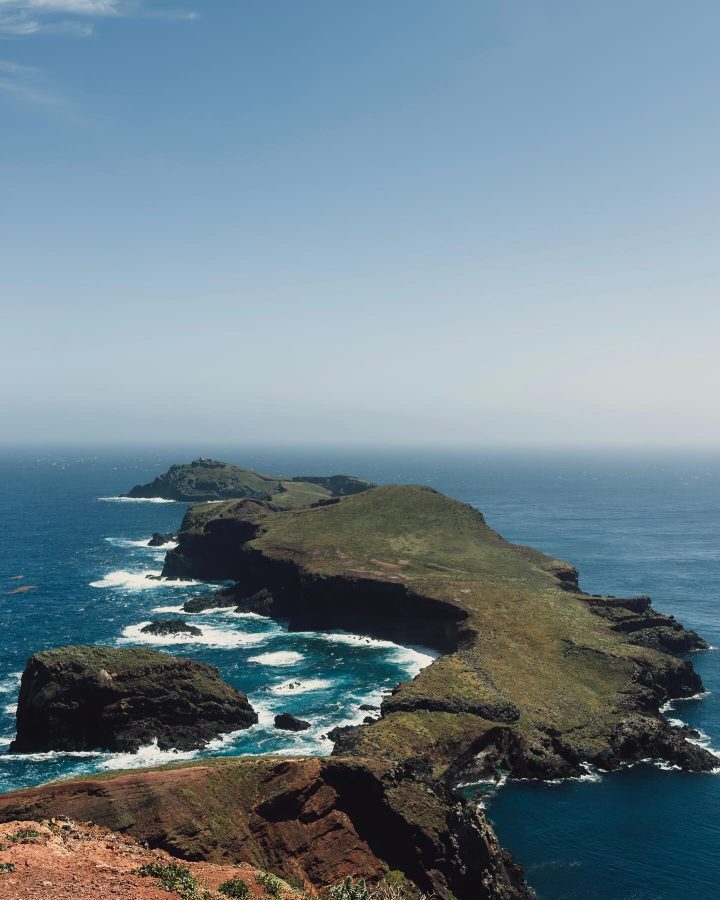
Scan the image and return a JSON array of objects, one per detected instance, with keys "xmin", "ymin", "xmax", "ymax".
[
  {"xmin": 9, "ymin": 646, "xmax": 257, "ymax": 753},
  {"xmin": 127, "ymin": 458, "xmax": 374, "ymax": 506},
  {"xmin": 159, "ymin": 484, "xmax": 712, "ymax": 779},
  {"xmin": 0, "ymin": 477, "xmax": 713, "ymax": 900}
]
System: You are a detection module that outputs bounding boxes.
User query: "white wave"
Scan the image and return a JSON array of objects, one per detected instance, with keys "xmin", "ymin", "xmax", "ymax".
[
  {"xmin": 98, "ymin": 496, "xmax": 178, "ymax": 504},
  {"xmin": 0, "ymin": 673, "xmax": 21, "ymax": 695},
  {"xmin": 269, "ymin": 678, "xmax": 332, "ymax": 695},
  {"xmin": 2, "ymin": 749, "xmax": 105, "ymax": 762},
  {"xmin": 314, "ymin": 632, "xmax": 400, "ymax": 650},
  {"xmin": 652, "ymin": 760, "xmax": 682, "ymax": 771},
  {"xmin": 90, "ymin": 570, "xmax": 200, "ymax": 590},
  {"xmin": 120, "ymin": 622, "xmax": 269, "ymax": 649},
  {"xmin": 97, "ymin": 739, "xmax": 198, "ymax": 771},
  {"xmin": 389, "ymin": 646, "xmax": 436, "ymax": 675},
  {"xmin": 3, "ymin": 704, "xmax": 16, "ymax": 715},
  {"xmin": 152, "ymin": 604, "xmax": 186, "ymax": 613},
  {"xmin": 660, "ymin": 691, "xmax": 711, "ymax": 712},
  {"xmin": 248, "ymin": 651, "xmax": 304, "ymax": 667},
  {"xmin": 309, "ymin": 631, "xmax": 436, "ymax": 674},
  {"xmin": 686, "ymin": 727, "xmax": 720, "ymax": 760},
  {"xmin": 105, "ymin": 537, "xmax": 178, "ymax": 551}
]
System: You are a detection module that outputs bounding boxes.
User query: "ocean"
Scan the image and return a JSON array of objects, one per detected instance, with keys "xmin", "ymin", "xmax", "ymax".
[{"xmin": 0, "ymin": 447, "xmax": 718, "ymax": 899}]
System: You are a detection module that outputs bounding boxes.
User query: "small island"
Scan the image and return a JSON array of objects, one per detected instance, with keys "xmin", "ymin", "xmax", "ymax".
[
  {"xmin": 126, "ymin": 458, "xmax": 374, "ymax": 505},
  {"xmin": 9, "ymin": 646, "xmax": 257, "ymax": 753}
]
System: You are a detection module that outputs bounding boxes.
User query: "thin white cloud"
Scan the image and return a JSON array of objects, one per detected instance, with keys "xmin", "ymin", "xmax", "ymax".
[
  {"xmin": 0, "ymin": 56, "xmax": 72, "ymax": 111},
  {"xmin": 0, "ymin": 0, "xmax": 196, "ymax": 36}
]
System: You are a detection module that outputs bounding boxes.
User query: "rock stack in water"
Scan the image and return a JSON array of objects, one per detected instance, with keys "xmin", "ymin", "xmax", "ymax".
[{"xmin": 9, "ymin": 646, "xmax": 257, "ymax": 753}]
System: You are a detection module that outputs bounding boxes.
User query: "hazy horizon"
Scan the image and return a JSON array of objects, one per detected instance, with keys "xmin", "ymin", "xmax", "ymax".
[{"xmin": 3, "ymin": 2, "xmax": 720, "ymax": 447}]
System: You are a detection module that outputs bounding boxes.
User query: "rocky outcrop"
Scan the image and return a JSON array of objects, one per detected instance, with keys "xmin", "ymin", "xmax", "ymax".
[
  {"xmin": 148, "ymin": 532, "xmax": 175, "ymax": 547},
  {"xmin": 584, "ymin": 594, "xmax": 708, "ymax": 653},
  {"xmin": 9, "ymin": 646, "xmax": 257, "ymax": 753},
  {"xmin": 274, "ymin": 713, "xmax": 311, "ymax": 731},
  {"xmin": 0, "ymin": 757, "xmax": 533, "ymax": 899},
  {"xmin": 140, "ymin": 620, "xmax": 202, "ymax": 637}
]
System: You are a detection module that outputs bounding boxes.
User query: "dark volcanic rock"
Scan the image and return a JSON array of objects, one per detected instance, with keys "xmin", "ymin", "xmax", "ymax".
[
  {"xmin": 274, "ymin": 713, "xmax": 311, "ymax": 731},
  {"xmin": 9, "ymin": 646, "xmax": 257, "ymax": 753},
  {"xmin": 140, "ymin": 620, "xmax": 202, "ymax": 637},
  {"xmin": 182, "ymin": 592, "xmax": 237, "ymax": 613},
  {"xmin": 595, "ymin": 714, "xmax": 719, "ymax": 772},
  {"xmin": 585, "ymin": 594, "xmax": 708, "ymax": 654},
  {"xmin": 182, "ymin": 586, "xmax": 274, "ymax": 615},
  {"xmin": 148, "ymin": 532, "xmax": 175, "ymax": 547},
  {"xmin": 233, "ymin": 588, "xmax": 275, "ymax": 615}
]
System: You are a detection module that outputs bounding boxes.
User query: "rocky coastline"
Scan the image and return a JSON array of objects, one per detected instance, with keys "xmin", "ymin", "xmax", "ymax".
[{"xmin": 0, "ymin": 469, "xmax": 714, "ymax": 900}]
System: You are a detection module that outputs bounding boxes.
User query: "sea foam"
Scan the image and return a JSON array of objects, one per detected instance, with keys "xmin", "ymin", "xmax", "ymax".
[
  {"xmin": 90, "ymin": 570, "xmax": 199, "ymax": 590},
  {"xmin": 105, "ymin": 537, "xmax": 178, "ymax": 551},
  {"xmin": 269, "ymin": 678, "xmax": 332, "ymax": 695},
  {"xmin": 248, "ymin": 651, "xmax": 305, "ymax": 666},
  {"xmin": 120, "ymin": 621, "xmax": 269, "ymax": 649},
  {"xmin": 0, "ymin": 673, "xmax": 21, "ymax": 695},
  {"xmin": 98, "ymin": 496, "xmax": 178, "ymax": 504}
]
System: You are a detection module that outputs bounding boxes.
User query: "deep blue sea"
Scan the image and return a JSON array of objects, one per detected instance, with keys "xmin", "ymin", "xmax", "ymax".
[{"xmin": 0, "ymin": 447, "xmax": 718, "ymax": 900}]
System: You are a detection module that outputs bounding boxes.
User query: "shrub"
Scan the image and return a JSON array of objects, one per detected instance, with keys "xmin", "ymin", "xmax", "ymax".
[
  {"xmin": 325, "ymin": 877, "xmax": 371, "ymax": 900},
  {"xmin": 0, "ymin": 863, "xmax": 15, "ymax": 875},
  {"xmin": 219, "ymin": 876, "xmax": 251, "ymax": 899},
  {"xmin": 10, "ymin": 828, "xmax": 42, "ymax": 843},
  {"xmin": 257, "ymin": 871, "xmax": 285, "ymax": 897},
  {"xmin": 138, "ymin": 861, "xmax": 202, "ymax": 899}
]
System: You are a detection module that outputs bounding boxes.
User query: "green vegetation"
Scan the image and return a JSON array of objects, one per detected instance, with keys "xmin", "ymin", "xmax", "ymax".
[
  {"xmin": 177, "ymin": 482, "xmax": 695, "ymax": 772},
  {"xmin": 0, "ymin": 863, "xmax": 15, "ymax": 875},
  {"xmin": 33, "ymin": 644, "xmax": 175, "ymax": 671},
  {"xmin": 325, "ymin": 877, "xmax": 371, "ymax": 900},
  {"xmin": 9, "ymin": 827, "xmax": 42, "ymax": 842},
  {"xmin": 325, "ymin": 875, "xmax": 428, "ymax": 900},
  {"xmin": 219, "ymin": 877, "xmax": 251, "ymax": 899},
  {"xmin": 138, "ymin": 861, "xmax": 203, "ymax": 899},
  {"xmin": 257, "ymin": 872, "xmax": 285, "ymax": 897}
]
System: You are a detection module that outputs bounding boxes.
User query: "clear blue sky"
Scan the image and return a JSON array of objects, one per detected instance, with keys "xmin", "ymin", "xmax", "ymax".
[{"xmin": 2, "ymin": 1, "xmax": 719, "ymax": 446}]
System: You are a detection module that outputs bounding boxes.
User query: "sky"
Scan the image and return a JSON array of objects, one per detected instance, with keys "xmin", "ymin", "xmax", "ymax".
[{"xmin": 1, "ymin": 1, "xmax": 719, "ymax": 447}]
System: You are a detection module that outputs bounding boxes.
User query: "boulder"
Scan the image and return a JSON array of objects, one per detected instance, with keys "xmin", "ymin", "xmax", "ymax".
[
  {"xmin": 140, "ymin": 620, "xmax": 202, "ymax": 637},
  {"xmin": 9, "ymin": 646, "xmax": 257, "ymax": 753},
  {"xmin": 148, "ymin": 532, "xmax": 175, "ymax": 547},
  {"xmin": 274, "ymin": 713, "xmax": 311, "ymax": 732}
]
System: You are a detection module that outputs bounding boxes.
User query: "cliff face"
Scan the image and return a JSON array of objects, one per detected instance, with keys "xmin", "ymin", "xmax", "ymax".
[
  {"xmin": 9, "ymin": 646, "xmax": 257, "ymax": 753},
  {"xmin": 0, "ymin": 757, "xmax": 531, "ymax": 900}
]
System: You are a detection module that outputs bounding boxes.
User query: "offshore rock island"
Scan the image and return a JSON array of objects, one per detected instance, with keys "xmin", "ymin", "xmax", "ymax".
[
  {"xmin": 127, "ymin": 458, "xmax": 375, "ymax": 505},
  {"xmin": 0, "ymin": 461, "xmax": 714, "ymax": 900}
]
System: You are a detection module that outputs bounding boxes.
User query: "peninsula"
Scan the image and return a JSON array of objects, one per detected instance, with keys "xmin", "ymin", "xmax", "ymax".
[{"xmin": 0, "ymin": 464, "xmax": 713, "ymax": 900}]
